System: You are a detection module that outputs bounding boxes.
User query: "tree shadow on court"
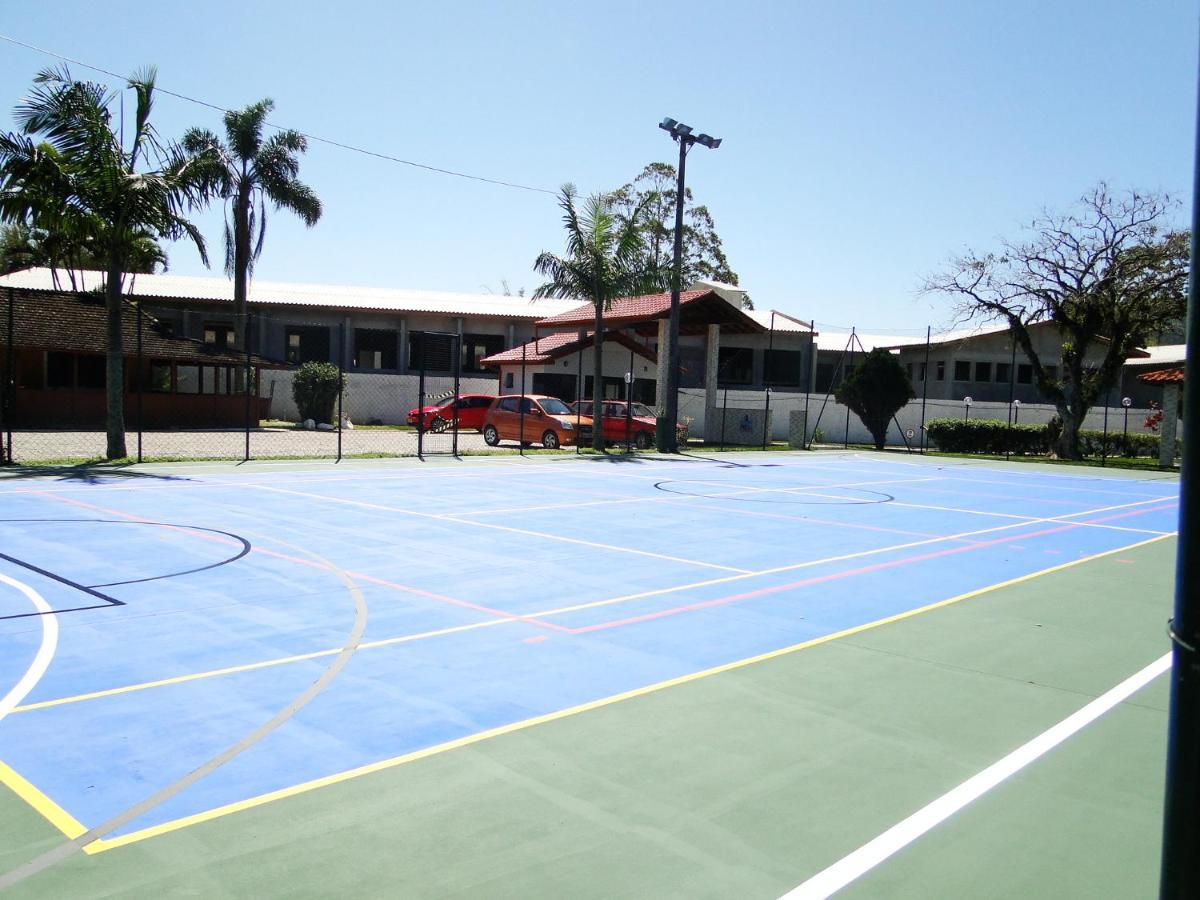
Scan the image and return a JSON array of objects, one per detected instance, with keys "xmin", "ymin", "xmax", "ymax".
[{"xmin": 0, "ymin": 463, "xmax": 195, "ymax": 485}]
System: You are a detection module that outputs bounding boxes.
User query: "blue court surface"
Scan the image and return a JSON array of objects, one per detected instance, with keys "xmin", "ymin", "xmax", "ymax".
[{"xmin": 0, "ymin": 451, "xmax": 1180, "ymax": 854}]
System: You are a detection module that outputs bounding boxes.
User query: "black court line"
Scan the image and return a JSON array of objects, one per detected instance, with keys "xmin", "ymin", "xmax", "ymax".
[{"xmin": 0, "ymin": 520, "xmax": 253, "ymax": 620}]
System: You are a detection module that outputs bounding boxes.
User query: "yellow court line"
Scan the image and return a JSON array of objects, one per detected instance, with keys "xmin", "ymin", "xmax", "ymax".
[
  {"xmin": 69, "ymin": 532, "xmax": 1171, "ymax": 855},
  {"xmin": 0, "ymin": 759, "xmax": 88, "ymax": 841}
]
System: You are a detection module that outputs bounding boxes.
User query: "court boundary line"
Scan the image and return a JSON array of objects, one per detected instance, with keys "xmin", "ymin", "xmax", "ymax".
[
  {"xmin": 780, "ymin": 651, "xmax": 1173, "ymax": 899},
  {"xmin": 0, "ymin": 534, "xmax": 1170, "ymax": 856},
  {"xmin": 0, "ymin": 574, "xmax": 59, "ymax": 723}
]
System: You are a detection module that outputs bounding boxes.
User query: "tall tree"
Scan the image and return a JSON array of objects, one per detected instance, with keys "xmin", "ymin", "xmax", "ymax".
[
  {"xmin": 184, "ymin": 99, "xmax": 321, "ymax": 358},
  {"xmin": 834, "ymin": 348, "xmax": 915, "ymax": 450},
  {"xmin": 0, "ymin": 66, "xmax": 213, "ymax": 459},
  {"xmin": 533, "ymin": 184, "xmax": 661, "ymax": 451},
  {"xmin": 609, "ymin": 162, "xmax": 743, "ymax": 302},
  {"xmin": 1, "ymin": 219, "xmax": 167, "ymax": 280},
  {"xmin": 922, "ymin": 185, "xmax": 1188, "ymax": 459}
]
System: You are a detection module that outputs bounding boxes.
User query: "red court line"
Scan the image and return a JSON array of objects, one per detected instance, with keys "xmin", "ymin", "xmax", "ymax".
[
  {"xmin": 28, "ymin": 491, "xmax": 566, "ymax": 633},
  {"xmin": 566, "ymin": 504, "xmax": 1175, "ymax": 634}
]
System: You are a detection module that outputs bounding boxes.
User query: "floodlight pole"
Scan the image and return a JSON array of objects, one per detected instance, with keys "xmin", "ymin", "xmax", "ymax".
[
  {"xmin": 656, "ymin": 117, "xmax": 721, "ymax": 453},
  {"xmin": 1159, "ymin": 50, "xmax": 1200, "ymax": 896}
]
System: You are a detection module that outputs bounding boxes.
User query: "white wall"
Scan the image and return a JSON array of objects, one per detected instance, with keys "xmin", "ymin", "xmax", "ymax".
[
  {"xmin": 679, "ymin": 388, "xmax": 1174, "ymax": 447},
  {"xmin": 261, "ymin": 370, "xmax": 500, "ymax": 425}
]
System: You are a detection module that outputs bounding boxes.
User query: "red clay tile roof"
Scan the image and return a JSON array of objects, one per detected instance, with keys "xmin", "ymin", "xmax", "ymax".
[
  {"xmin": 1, "ymin": 288, "xmax": 276, "ymax": 366},
  {"xmin": 536, "ymin": 290, "xmax": 709, "ymax": 327},
  {"xmin": 1139, "ymin": 366, "xmax": 1185, "ymax": 384},
  {"xmin": 480, "ymin": 331, "xmax": 656, "ymax": 366}
]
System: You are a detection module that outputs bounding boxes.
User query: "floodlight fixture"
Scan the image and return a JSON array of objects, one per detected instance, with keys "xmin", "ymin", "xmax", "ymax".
[
  {"xmin": 696, "ymin": 133, "xmax": 722, "ymax": 149},
  {"xmin": 659, "ymin": 117, "xmax": 679, "ymax": 132}
]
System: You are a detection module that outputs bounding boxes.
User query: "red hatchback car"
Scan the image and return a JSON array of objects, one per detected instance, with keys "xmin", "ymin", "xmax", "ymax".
[
  {"xmin": 407, "ymin": 394, "xmax": 495, "ymax": 432},
  {"xmin": 569, "ymin": 400, "xmax": 657, "ymax": 449}
]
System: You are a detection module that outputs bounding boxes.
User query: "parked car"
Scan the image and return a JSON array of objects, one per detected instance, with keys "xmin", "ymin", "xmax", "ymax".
[
  {"xmin": 483, "ymin": 395, "xmax": 591, "ymax": 449},
  {"xmin": 407, "ymin": 394, "xmax": 495, "ymax": 432},
  {"xmin": 570, "ymin": 400, "xmax": 657, "ymax": 449}
]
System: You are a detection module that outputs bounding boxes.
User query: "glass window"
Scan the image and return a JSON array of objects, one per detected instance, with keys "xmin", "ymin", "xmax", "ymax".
[
  {"xmin": 995, "ymin": 362, "xmax": 1011, "ymax": 383},
  {"xmin": 764, "ymin": 349, "xmax": 803, "ymax": 386},
  {"xmin": 975, "ymin": 362, "xmax": 991, "ymax": 383},
  {"xmin": 76, "ymin": 355, "xmax": 106, "ymax": 389},
  {"xmin": 204, "ymin": 322, "xmax": 234, "ymax": 350},
  {"xmin": 462, "ymin": 334, "xmax": 505, "ymax": 373},
  {"xmin": 936, "ymin": 361, "xmax": 945, "ymax": 381},
  {"xmin": 539, "ymin": 398, "xmax": 571, "ymax": 415},
  {"xmin": 286, "ymin": 326, "xmax": 330, "ymax": 364},
  {"xmin": 918, "ymin": 362, "xmax": 927, "ymax": 382},
  {"xmin": 1017, "ymin": 364, "xmax": 1033, "ymax": 384},
  {"xmin": 150, "ymin": 362, "xmax": 172, "ymax": 392},
  {"xmin": 504, "ymin": 372, "xmax": 514, "ymax": 389},
  {"xmin": 176, "ymin": 365, "xmax": 200, "ymax": 394},
  {"xmin": 47, "ymin": 351, "xmax": 74, "ymax": 388},
  {"xmin": 954, "ymin": 360, "xmax": 971, "ymax": 381},
  {"xmin": 408, "ymin": 332, "xmax": 454, "ymax": 372},
  {"xmin": 499, "ymin": 397, "xmax": 520, "ymax": 412},
  {"xmin": 718, "ymin": 346, "xmax": 754, "ymax": 385},
  {"xmin": 354, "ymin": 329, "xmax": 397, "ymax": 370}
]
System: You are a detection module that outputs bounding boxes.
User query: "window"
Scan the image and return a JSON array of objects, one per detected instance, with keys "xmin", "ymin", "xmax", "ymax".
[
  {"xmin": 954, "ymin": 360, "xmax": 971, "ymax": 381},
  {"xmin": 718, "ymin": 346, "xmax": 754, "ymax": 385},
  {"xmin": 1017, "ymin": 364, "xmax": 1033, "ymax": 384},
  {"xmin": 76, "ymin": 355, "xmax": 106, "ymax": 389},
  {"xmin": 150, "ymin": 362, "xmax": 172, "ymax": 392},
  {"xmin": 176, "ymin": 365, "xmax": 200, "ymax": 394},
  {"xmin": 936, "ymin": 361, "xmax": 945, "ymax": 381},
  {"xmin": 765, "ymin": 349, "xmax": 803, "ymax": 386},
  {"xmin": 354, "ymin": 329, "xmax": 397, "ymax": 370},
  {"xmin": 918, "ymin": 362, "xmax": 927, "ymax": 382},
  {"xmin": 815, "ymin": 362, "xmax": 836, "ymax": 392},
  {"xmin": 462, "ymin": 334, "xmax": 505, "ymax": 373},
  {"xmin": 974, "ymin": 362, "xmax": 991, "ymax": 383},
  {"xmin": 498, "ymin": 397, "xmax": 521, "ymax": 412},
  {"xmin": 204, "ymin": 322, "xmax": 235, "ymax": 350},
  {"xmin": 286, "ymin": 326, "xmax": 330, "ymax": 364},
  {"xmin": 905, "ymin": 363, "xmax": 913, "ymax": 381},
  {"xmin": 47, "ymin": 352, "xmax": 74, "ymax": 388},
  {"xmin": 408, "ymin": 332, "xmax": 454, "ymax": 372},
  {"xmin": 995, "ymin": 362, "xmax": 1011, "ymax": 384}
]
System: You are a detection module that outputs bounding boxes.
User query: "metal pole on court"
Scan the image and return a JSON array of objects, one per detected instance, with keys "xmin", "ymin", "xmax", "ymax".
[
  {"xmin": 576, "ymin": 328, "xmax": 584, "ymax": 455},
  {"xmin": 659, "ymin": 133, "xmax": 688, "ymax": 454},
  {"xmin": 627, "ymin": 336, "xmax": 635, "ymax": 452},
  {"xmin": 1124, "ymin": 397, "xmax": 1132, "ymax": 455},
  {"xmin": 452, "ymin": 333, "xmax": 461, "ymax": 458},
  {"xmin": 2, "ymin": 288, "xmax": 12, "ymax": 465},
  {"xmin": 763, "ymin": 311, "xmax": 776, "ymax": 450},
  {"xmin": 1160, "ymin": 46, "xmax": 1200, "ymax": 897},
  {"xmin": 417, "ymin": 332, "xmax": 426, "ymax": 459},
  {"xmin": 920, "ymin": 325, "xmax": 932, "ymax": 452}
]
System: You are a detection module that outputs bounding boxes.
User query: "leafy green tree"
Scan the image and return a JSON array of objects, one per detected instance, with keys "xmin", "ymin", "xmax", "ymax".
[
  {"xmin": 184, "ymin": 99, "xmax": 322, "ymax": 359},
  {"xmin": 923, "ymin": 185, "xmax": 1187, "ymax": 459},
  {"xmin": 1, "ymin": 219, "xmax": 167, "ymax": 280},
  {"xmin": 533, "ymin": 184, "xmax": 662, "ymax": 451},
  {"xmin": 834, "ymin": 348, "xmax": 915, "ymax": 451},
  {"xmin": 291, "ymin": 361, "xmax": 344, "ymax": 423},
  {"xmin": 0, "ymin": 66, "xmax": 214, "ymax": 459},
  {"xmin": 609, "ymin": 162, "xmax": 742, "ymax": 302}
]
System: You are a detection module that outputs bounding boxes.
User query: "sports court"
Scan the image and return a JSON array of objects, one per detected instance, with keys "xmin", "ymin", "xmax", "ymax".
[{"xmin": 0, "ymin": 450, "xmax": 1181, "ymax": 897}]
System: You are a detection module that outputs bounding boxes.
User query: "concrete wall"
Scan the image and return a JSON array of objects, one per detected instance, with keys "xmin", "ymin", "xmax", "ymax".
[
  {"xmin": 679, "ymin": 387, "xmax": 1176, "ymax": 447},
  {"xmin": 261, "ymin": 370, "xmax": 499, "ymax": 425}
]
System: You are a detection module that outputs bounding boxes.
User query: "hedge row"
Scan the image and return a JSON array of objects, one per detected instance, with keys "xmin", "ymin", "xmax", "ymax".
[{"xmin": 924, "ymin": 418, "xmax": 1161, "ymax": 457}]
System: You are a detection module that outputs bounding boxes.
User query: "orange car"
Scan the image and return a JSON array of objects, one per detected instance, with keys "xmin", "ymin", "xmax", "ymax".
[{"xmin": 482, "ymin": 395, "xmax": 591, "ymax": 449}]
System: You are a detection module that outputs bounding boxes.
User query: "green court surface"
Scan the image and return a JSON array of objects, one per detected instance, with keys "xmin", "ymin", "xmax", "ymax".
[{"xmin": 0, "ymin": 452, "xmax": 1176, "ymax": 898}]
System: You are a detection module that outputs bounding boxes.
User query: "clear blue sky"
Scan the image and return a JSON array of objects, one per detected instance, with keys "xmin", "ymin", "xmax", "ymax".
[{"xmin": 1, "ymin": 1, "xmax": 1196, "ymax": 331}]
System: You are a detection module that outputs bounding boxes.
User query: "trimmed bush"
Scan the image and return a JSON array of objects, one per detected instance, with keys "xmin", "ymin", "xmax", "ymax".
[
  {"xmin": 924, "ymin": 417, "xmax": 1160, "ymax": 458},
  {"xmin": 291, "ymin": 361, "xmax": 344, "ymax": 424}
]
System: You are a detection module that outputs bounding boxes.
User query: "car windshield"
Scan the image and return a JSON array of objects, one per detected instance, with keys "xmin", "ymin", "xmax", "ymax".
[
  {"xmin": 539, "ymin": 398, "xmax": 571, "ymax": 415},
  {"xmin": 631, "ymin": 403, "xmax": 654, "ymax": 417}
]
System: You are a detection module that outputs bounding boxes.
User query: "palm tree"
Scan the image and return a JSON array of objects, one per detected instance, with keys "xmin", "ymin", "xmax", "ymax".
[
  {"xmin": 0, "ymin": 66, "xmax": 213, "ymax": 459},
  {"xmin": 183, "ymin": 100, "xmax": 321, "ymax": 361},
  {"xmin": 533, "ymin": 185, "xmax": 660, "ymax": 451}
]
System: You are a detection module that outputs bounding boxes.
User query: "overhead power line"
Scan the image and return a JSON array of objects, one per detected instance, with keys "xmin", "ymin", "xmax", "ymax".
[{"xmin": 0, "ymin": 33, "xmax": 558, "ymax": 196}]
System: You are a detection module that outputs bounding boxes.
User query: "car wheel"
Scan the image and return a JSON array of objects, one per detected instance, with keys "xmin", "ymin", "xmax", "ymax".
[
  {"xmin": 483, "ymin": 424, "xmax": 499, "ymax": 446},
  {"xmin": 541, "ymin": 430, "xmax": 560, "ymax": 450},
  {"xmin": 430, "ymin": 415, "xmax": 448, "ymax": 433},
  {"xmin": 635, "ymin": 430, "xmax": 651, "ymax": 450}
]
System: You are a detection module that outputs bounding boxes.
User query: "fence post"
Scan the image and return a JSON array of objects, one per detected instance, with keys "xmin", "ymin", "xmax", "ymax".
[
  {"xmin": 452, "ymin": 333, "xmax": 462, "ymax": 458},
  {"xmin": 244, "ymin": 313, "xmax": 252, "ymax": 463},
  {"xmin": 1101, "ymin": 388, "xmax": 1111, "ymax": 467},
  {"xmin": 1005, "ymin": 330, "xmax": 1017, "ymax": 461},
  {"xmin": 417, "ymin": 332, "xmax": 426, "ymax": 460},
  {"xmin": 136, "ymin": 299, "xmax": 143, "ymax": 463},
  {"xmin": 575, "ymin": 328, "xmax": 584, "ymax": 455},
  {"xmin": 802, "ymin": 321, "xmax": 814, "ymax": 450},
  {"xmin": 519, "ymin": 341, "xmax": 527, "ymax": 456},
  {"xmin": 1, "ymin": 288, "xmax": 12, "ymax": 465},
  {"xmin": 843, "ymin": 327, "xmax": 855, "ymax": 448},
  {"xmin": 337, "ymin": 321, "xmax": 345, "ymax": 463},
  {"xmin": 919, "ymin": 326, "xmax": 931, "ymax": 453}
]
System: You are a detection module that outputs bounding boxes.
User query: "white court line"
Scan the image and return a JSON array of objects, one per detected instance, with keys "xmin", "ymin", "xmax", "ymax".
[
  {"xmin": 0, "ymin": 573, "xmax": 59, "ymax": 724},
  {"xmin": 781, "ymin": 651, "xmax": 1173, "ymax": 900}
]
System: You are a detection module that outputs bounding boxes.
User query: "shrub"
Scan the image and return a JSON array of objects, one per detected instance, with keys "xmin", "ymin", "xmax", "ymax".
[
  {"xmin": 291, "ymin": 361, "xmax": 344, "ymax": 423},
  {"xmin": 924, "ymin": 418, "xmax": 1049, "ymax": 455}
]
